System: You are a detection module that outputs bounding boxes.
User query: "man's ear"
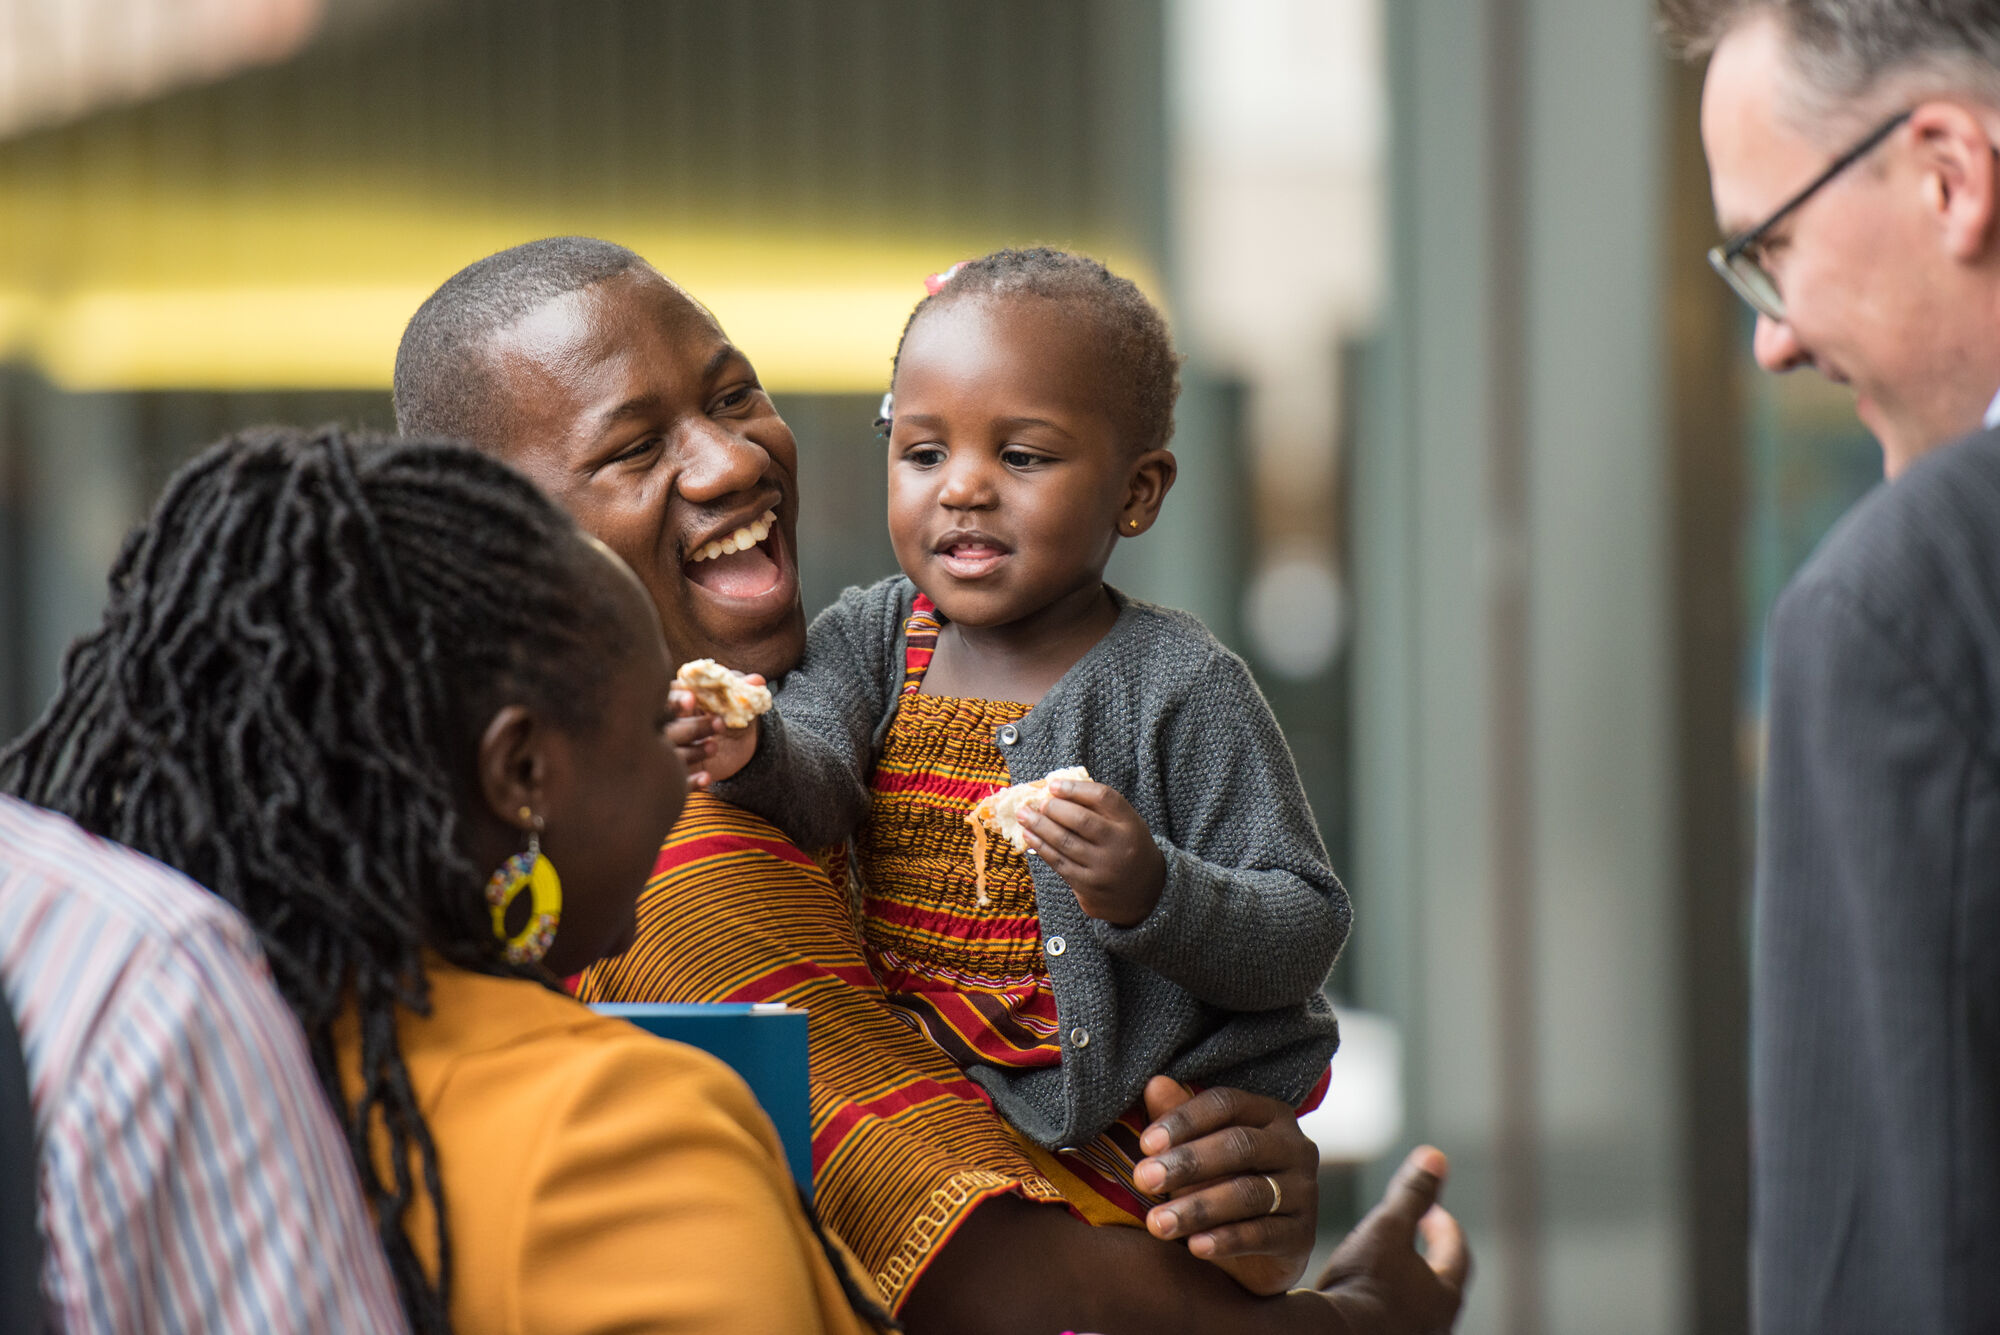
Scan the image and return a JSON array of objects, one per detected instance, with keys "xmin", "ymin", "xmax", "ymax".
[
  {"xmin": 1118, "ymin": 449, "xmax": 1179, "ymax": 537},
  {"xmin": 475, "ymin": 704, "xmax": 547, "ymax": 830},
  {"xmin": 1911, "ymin": 101, "xmax": 2000, "ymax": 261}
]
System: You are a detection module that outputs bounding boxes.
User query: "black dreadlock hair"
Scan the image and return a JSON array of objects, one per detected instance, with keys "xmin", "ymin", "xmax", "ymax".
[
  {"xmin": 394, "ymin": 236, "xmax": 648, "ymax": 446},
  {"xmin": 888, "ymin": 246, "xmax": 1185, "ymax": 455},
  {"xmin": 0, "ymin": 426, "xmax": 630, "ymax": 1334}
]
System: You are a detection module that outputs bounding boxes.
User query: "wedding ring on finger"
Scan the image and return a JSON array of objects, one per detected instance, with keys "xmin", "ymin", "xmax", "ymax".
[{"xmin": 1262, "ymin": 1173, "xmax": 1284, "ymax": 1216}]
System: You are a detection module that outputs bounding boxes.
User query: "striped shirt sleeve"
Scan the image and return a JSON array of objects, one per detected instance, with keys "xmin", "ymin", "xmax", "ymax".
[{"xmin": 0, "ymin": 798, "xmax": 407, "ymax": 1333}]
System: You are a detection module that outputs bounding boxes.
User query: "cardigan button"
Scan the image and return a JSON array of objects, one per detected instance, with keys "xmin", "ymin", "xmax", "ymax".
[
  {"xmin": 997, "ymin": 723, "xmax": 1020, "ymax": 746},
  {"xmin": 1046, "ymin": 935, "xmax": 1066, "ymax": 957},
  {"xmin": 1069, "ymin": 1026, "xmax": 1090, "ymax": 1048}
]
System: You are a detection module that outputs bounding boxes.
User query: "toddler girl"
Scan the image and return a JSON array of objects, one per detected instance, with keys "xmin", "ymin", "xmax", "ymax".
[{"xmin": 695, "ymin": 248, "xmax": 1345, "ymax": 1220}]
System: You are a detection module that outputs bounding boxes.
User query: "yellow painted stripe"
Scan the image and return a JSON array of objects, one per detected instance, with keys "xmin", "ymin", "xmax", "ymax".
[{"xmin": 0, "ymin": 184, "xmax": 1161, "ymax": 392}]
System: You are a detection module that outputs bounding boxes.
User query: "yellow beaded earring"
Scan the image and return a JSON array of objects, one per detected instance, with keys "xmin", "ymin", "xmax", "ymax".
[{"xmin": 485, "ymin": 807, "xmax": 562, "ymax": 965}]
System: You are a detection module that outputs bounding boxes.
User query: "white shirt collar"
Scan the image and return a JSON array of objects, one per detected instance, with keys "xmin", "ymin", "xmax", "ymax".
[{"xmin": 1985, "ymin": 382, "xmax": 2000, "ymax": 430}]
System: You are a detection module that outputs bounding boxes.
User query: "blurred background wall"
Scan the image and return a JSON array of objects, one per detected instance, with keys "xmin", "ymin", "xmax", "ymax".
[{"xmin": 0, "ymin": 1, "xmax": 1893, "ymax": 1331}]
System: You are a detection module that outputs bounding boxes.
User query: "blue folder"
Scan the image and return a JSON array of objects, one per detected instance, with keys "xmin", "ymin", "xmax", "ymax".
[{"xmin": 592, "ymin": 1002, "xmax": 813, "ymax": 1200}]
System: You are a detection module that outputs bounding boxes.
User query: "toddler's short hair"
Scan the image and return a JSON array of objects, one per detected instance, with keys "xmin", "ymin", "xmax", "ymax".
[{"xmin": 891, "ymin": 247, "xmax": 1184, "ymax": 454}]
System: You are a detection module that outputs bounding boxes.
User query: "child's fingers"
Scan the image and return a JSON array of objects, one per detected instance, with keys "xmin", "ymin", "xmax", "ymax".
[
  {"xmin": 1022, "ymin": 811, "xmax": 1108, "ymax": 880},
  {"xmin": 1021, "ymin": 821, "xmax": 1093, "ymax": 878},
  {"xmin": 1029, "ymin": 795, "xmax": 1114, "ymax": 849},
  {"xmin": 1020, "ymin": 818, "xmax": 1064, "ymax": 862},
  {"xmin": 1046, "ymin": 777, "xmax": 1118, "ymax": 810},
  {"xmin": 667, "ymin": 714, "xmax": 718, "ymax": 744}
]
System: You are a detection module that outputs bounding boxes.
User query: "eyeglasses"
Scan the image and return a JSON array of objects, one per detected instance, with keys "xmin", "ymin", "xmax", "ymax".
[{"xmin": 1708, "ymin": 108, "xmax": 1912, "ymax": 321}]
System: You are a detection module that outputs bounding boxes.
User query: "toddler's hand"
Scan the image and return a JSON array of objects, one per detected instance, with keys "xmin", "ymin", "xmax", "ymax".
[
  {"xmin": 1020, "ymin": 777, "xmax": 1166, "ymax": 926},
  {"xmin": 668, "ymin": 683, "xmax": 762, "ymax": 789}
]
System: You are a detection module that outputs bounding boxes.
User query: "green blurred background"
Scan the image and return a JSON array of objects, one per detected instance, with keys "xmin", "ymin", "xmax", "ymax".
[{"xmin": 0, "ymin": 2, "xmax": 1883, "ymax": 1331}]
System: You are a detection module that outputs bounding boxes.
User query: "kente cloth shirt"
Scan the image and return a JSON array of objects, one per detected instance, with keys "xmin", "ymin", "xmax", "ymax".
[
  {"xmin": 0, "ymin": 794, "xmax": 406, "ymax": 1334},
  {"xmin": 577, "ymin": 793, "xmax": 1074, "ymax": 1311}
]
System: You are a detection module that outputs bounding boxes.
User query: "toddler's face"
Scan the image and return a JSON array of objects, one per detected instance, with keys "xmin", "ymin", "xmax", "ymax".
[{"xmin": 885, "ymin": 295, "xmax": 1137, "ymax": 628}]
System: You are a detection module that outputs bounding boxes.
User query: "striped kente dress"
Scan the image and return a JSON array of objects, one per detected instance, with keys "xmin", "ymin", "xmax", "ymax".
[
  {"xmin": 856, "ymin": 595, "xmax": 1160, "ymax": 1221},
  {"xmin": 576, "ymin": 794, "xmax": 1074, "ymax": 1308}
]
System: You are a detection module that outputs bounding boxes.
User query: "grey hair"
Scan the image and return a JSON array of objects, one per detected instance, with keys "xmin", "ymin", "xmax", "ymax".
[{"xmin": 1660, "ymin": 1, "xmax": 2000, "ymax": 129}]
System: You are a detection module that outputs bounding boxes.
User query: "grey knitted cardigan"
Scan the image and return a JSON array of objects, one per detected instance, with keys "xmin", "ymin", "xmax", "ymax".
[{"xmin": 715, "ymin": 576, "xmax": 1346, "ymax": 1148}]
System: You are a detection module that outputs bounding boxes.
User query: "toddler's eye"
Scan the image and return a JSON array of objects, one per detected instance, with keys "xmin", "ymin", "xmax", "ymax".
[
  {"xmin": 904, "ymin": 444, "xmax": 946, "ymax": 467},
  {"xmin": 1001, "ymin": 448, "xmax": 1048, "ymax": 469}
]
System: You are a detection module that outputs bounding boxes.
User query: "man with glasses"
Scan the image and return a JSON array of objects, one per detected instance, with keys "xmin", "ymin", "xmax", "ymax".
[{"xmin": 1665, "ymin": 3, "xmax": 2000, "ymax": 1332}]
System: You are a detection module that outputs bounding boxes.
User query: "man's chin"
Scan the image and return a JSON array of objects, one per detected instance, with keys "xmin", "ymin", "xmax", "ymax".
[
  {"xmin": 1856, "ymin": 400, "xmax": 1959, "ymax": 481},
  {"xmin": 677, "ymin": 605, "xmax": 807, "ymax": 681}
]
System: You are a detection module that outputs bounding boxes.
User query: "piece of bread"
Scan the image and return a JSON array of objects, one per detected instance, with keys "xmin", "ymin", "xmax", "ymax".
[
  {"xmin": 675, "ymin": 658, "xmax": 773, "ymax": 730},
  {"xmin": 964, "ymin": 766, "xmax": 1091, "ymax": 906}
]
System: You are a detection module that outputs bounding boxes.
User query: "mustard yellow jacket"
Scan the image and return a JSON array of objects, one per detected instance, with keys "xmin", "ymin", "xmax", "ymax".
[{"xmin": 336, "ymin": 962, "xmax": 882, "ymax": 1334}]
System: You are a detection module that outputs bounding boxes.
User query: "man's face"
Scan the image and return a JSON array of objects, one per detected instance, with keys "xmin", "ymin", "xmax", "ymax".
[
  {"xmin": 1702, "ymin": 14, "xmax": 1986, "ymax": 473},
  {"xmin": 476, "ymin": 268, "xmax": 807, "ymax": 679}
]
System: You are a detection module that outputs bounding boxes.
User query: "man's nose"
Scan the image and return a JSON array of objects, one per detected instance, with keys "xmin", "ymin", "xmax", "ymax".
[
  {"xmin": 674, "ymin": 420, "xmax": 770, "ymax": 503},
  {"xmin": 1752, "ymin": 312, "xmax": 1809, "ymax": 373}
]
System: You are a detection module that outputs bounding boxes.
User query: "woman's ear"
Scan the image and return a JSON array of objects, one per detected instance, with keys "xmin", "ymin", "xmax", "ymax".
[
  {"xmin": 1117, "ymin": 449, "xmax": 1179, "ymax": 537},
  {"xmin": 475, "ymin": 704, "xmax": 547, "ymax": 832}
]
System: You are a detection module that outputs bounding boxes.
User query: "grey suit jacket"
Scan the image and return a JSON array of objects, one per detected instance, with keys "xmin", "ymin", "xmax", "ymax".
[{"xmin": 1757, "ymin": 426, "xmax": 2000, "ymax": 1334}]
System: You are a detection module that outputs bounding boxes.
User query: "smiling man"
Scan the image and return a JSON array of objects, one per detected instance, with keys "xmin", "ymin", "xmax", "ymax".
[
  {"xmin": 392, "ymin": 237, "xmax": 1468, "ymax": 1335},
  {"xmin": 1665, "ymin": 3, "xmax": 2000, "ymax": 1332},
  {"xmin": 393, "ymin": 244, "xmax": 806, "ymax": 681}
]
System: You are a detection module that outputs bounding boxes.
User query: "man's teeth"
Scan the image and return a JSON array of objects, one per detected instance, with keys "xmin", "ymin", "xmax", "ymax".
[{"xmin": 688, "ymin": 510, "xmax": 777, "ymax": 564}]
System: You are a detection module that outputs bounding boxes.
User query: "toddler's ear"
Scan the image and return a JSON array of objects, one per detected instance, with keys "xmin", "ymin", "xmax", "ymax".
[{"xmin": 1118, "ymin": 448, "xmax": 1178, "ymax": 536}]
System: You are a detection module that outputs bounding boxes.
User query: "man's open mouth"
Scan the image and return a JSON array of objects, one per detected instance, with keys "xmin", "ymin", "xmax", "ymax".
[{"xmin": 684, "ymin": 509, "xmax": 784, "ymax": 599}]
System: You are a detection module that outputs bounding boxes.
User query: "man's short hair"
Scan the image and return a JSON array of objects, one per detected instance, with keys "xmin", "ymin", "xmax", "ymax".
[
  {"xmin": 1660, "ymin": 1, "xmax": 2000, "ymax": 121},
  {"xmin": 393, "ymin": 236, "xmax": 647, "ymax": 445}
]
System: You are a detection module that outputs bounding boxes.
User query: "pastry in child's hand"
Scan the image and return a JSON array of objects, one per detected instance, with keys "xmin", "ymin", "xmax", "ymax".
[
  {"xmin": 674, "ymin": 658, "xmax": 773, "ymax": 730},
  {"xmin": 965, "ymin": 766, "xmax": 1091, "ymax": 906}
]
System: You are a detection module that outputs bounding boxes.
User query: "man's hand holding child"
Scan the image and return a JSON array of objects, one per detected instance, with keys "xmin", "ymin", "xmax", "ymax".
[{"xmin": 1020, "ymin": 776, "xmax": 1167, "ymax": 926}]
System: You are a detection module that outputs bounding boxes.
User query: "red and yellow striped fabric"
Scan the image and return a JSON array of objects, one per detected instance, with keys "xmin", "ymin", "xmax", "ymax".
[
  {"xmin": 899, "ymin": 595, "xmax": 941, "ymax": 695},
  {"xmin": 861, "ymin": 690, "xmax": 1062, "ymax": 1069},
  {"xmin": 855, "ymin": 597, "xmax": 1160, "ymax": 1225},
  {"xmin": 576, "ymin": 793, "xmax": 1071, "ymax": 1309}
]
